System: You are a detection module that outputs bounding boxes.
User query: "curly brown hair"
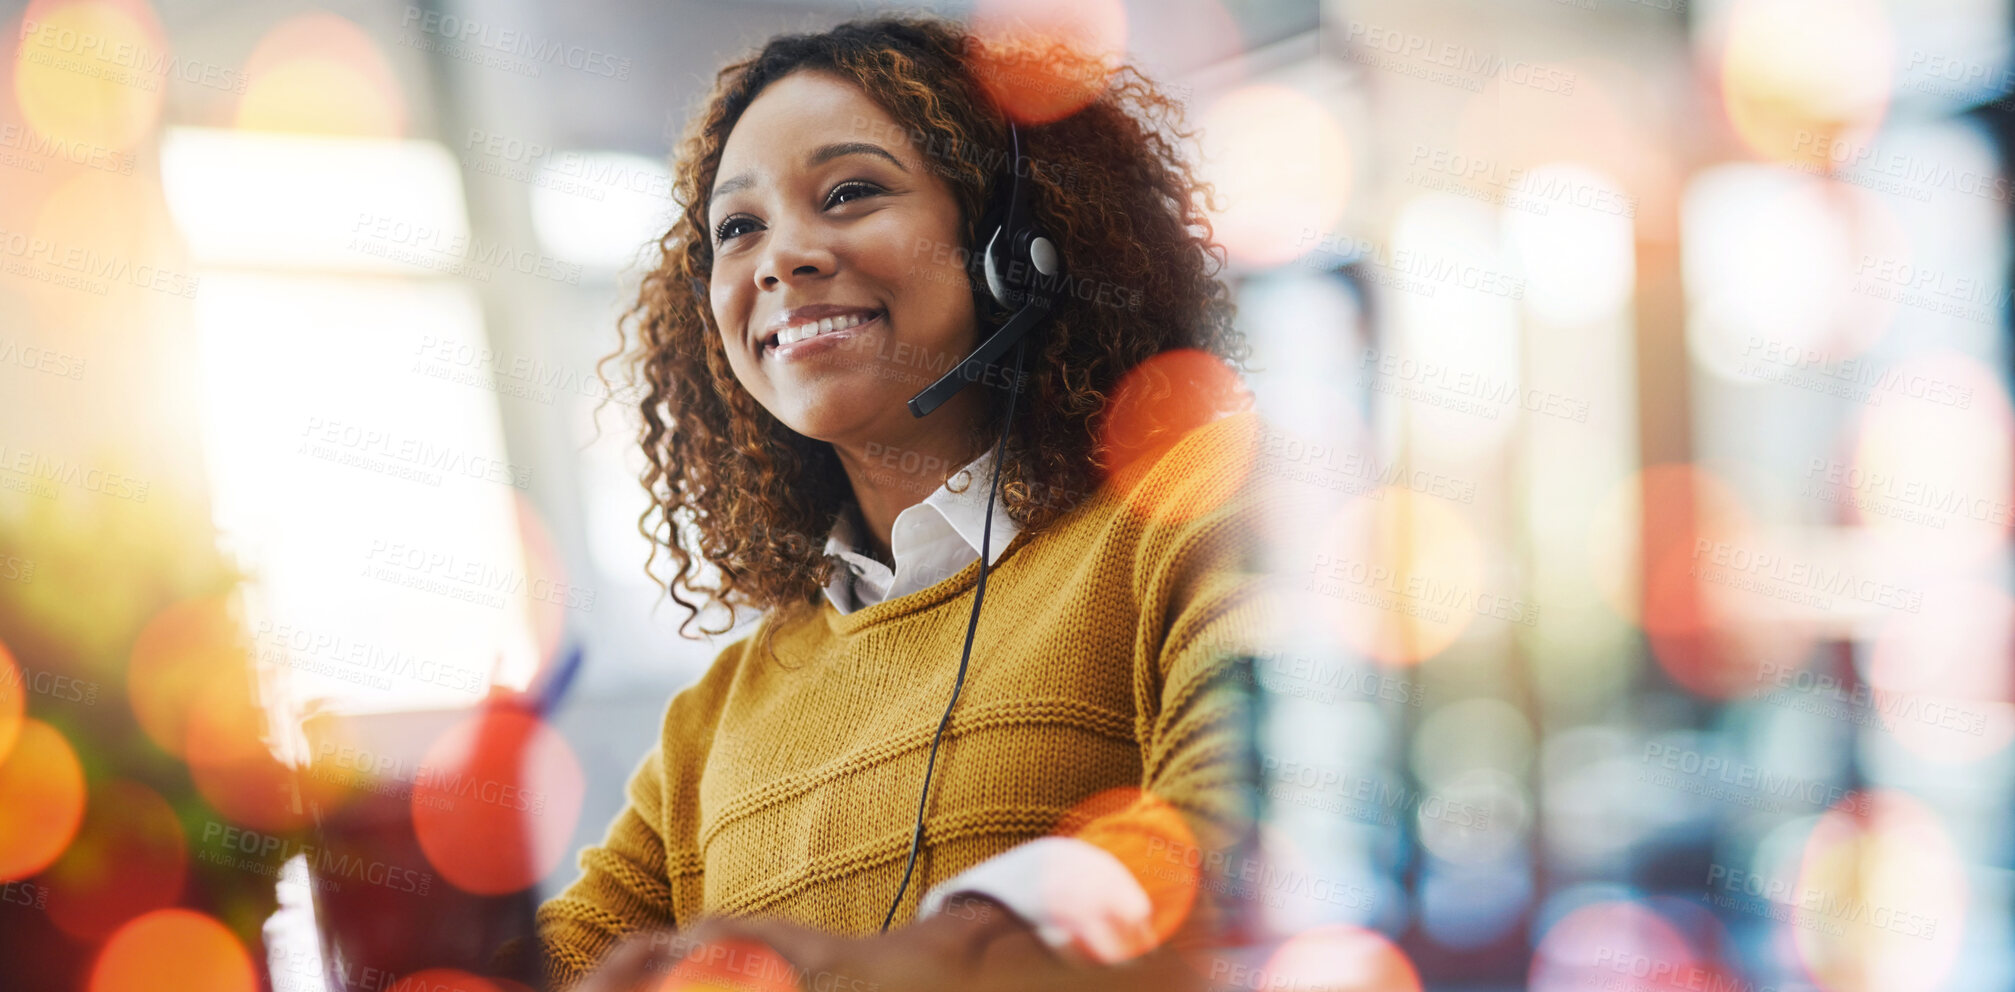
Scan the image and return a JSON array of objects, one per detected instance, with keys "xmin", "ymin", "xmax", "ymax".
[{"xmin": 610, "ymin": 14, "xmax": 1250, "ymax": 639}]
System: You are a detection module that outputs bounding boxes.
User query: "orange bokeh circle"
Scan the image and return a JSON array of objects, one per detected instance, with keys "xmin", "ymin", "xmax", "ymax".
[
  {"xmin": 0, "ymin": 717, "xmax": 87, "ymax": 880},
  {"xmin": 1056, "ymin": 786, "xmax": 1202, "ymax": 946},
  {"xmin": 0, "ymin": 636, "xmax": 23, "ymax": 765},
  {"xmin": 411, "ymin": 706, "xmax": 584, "ymax": 895},
  {"xmin": 967, "ymin": 0, "xmax": 1126, "ymax": 124},
  {"xmin": 1261, "ymin": 925, "xmax": 1423, "ymax": 992},
  {"xmin": 1099, "ymin": 349, "xmax": 1256, "ymax": 524},
  {"xmin": 89, "ymin": 909, "xmax": 257, "ymax": 992},
  {"xmin": 127, "ymin": 596, "xmax": 249, "ymax": 761}
]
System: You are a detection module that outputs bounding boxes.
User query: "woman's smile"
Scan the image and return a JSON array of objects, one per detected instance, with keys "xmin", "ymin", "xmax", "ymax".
[{"xmin": 762, "ymin": 306, "xmax": 885, "ymax": 360}]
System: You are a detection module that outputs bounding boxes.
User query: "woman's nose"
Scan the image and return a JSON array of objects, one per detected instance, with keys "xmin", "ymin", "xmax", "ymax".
[{"xmin": 756, "ymin": 222, "xmax": 835, "ymax": 289}]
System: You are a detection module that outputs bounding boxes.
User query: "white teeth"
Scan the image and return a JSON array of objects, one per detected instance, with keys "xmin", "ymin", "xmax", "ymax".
[{"xmin": 770, "ymin": 312, "xmax": 874, "ymax": 349}]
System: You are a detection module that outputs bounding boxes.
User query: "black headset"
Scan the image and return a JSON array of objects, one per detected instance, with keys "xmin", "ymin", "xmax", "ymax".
[
  {"xmin": 906, "ymin": 121, "xmax": 1063, "ymax": 419},
  {"xmin": 880, "ymin": 119, "xmax": 1063, "ymax": 930}
]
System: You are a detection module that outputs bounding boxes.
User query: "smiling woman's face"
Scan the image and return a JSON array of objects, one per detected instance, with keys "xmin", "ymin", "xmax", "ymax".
[{"xmin": 707, "ymin": 70, "xmax": 982, "ymax": 448}]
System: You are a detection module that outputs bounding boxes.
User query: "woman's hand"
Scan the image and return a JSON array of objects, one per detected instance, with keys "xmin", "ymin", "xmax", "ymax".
[{"xmin": 569, "ymin": 895, "xmax": 1079, "ymax": 992}]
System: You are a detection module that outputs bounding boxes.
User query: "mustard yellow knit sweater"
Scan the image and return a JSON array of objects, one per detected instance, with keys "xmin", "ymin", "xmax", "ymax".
[{"xmin": 537, "ymin": 411, "xmax": 1279, "ymax": 988}]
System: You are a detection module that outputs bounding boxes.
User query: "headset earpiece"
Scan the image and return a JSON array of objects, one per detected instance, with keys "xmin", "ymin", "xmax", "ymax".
[{"xmin": 906, "ymin": 121, "xmax": 1065, "ymax": 419}]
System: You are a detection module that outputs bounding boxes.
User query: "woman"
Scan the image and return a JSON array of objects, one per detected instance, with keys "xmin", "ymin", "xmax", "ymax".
[{"xmin": 541, "ymin": 15, "xmax": 1277, "ymax": 991}]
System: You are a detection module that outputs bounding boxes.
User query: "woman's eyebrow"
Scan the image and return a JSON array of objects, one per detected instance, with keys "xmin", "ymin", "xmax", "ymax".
[
  {"xmin": 807, "ymin": 141, "xmax": 907, "ymax": 171},
  {"xmin": 710, "ymin": 173, "xmax": 755, "ymax": 204}
]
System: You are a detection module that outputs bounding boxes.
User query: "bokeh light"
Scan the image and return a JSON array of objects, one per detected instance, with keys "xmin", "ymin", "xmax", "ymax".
[
  {"xmin": 186, "ymin": 674, "xmax": 319, "ymax": 831},
  {"xmin": 0, "ymin": 637, "xmax": 23, "ymax": 766},
  {"xmin": 1718, "ymin": 0, "xmax": 1893, "ymax": 164},
  {"xmin": 1196, "ymin": 84, "xmax": 1351, "ymax": 269},
  {"xmin": 1503, "ymin": 163, "xmax": 1635, "ymax": 326},
  {"xmin": 1099, "ymin": 348, "xmax": 1256, "ymax": 524},
  {"xmin": 1865, "ymin": 583, "xmax": 2015, "ymax": 763},
  {"xmin": 1055, "ymin": 786, "xmax": 1201, "ymax": 947},
  {"xmin": 45, "ymin": 779, "xmax": 187, "ymax": 940},
  {"xmin": 1850, "ymin": 350, "xmax": 2013, "ymax": 570},
  {"xmin": 1306, "ymin": 486, "xmax": 1484, "ymax": 666},
  {"xmin": 1793, "ymin": 790, "xmax": 1966, "ymax": 992},
  {"xmin": 653, "ymin": 939, "xmax": 798, "ymax": 992},
  {"xmin": 127, "ymin": 595, "xmax": 247, "ymax": 761},
  {"xmin": 88, "ymin": 909, "xmax": 257, "ymax": 992},
  {"xmin": 1530, "ymin": 899, "xmax": 1720, "ymax": 992},
  {"xmin": 1589, "ymin": 463, "xmax": 1820, "ymax": 699},
  {"xmin": 1682, "ymin": 169, "xmax": 1906, "ymax": 382},
  {"xmin": 236, "ymin": 12, "xmax": 405, "ymax": 137},
  {"xmin": 1260, "ymin": 925, "xmax": 1422, "ymax": 992},
  {"xmin": 967, "ymin": 0, "xmax": 1126, "ymax": 124},
  {"xmin": 410, "ymin": 705, "xmax": 585, "ymax": 895},
  {"xmin": 11, "ymin": 0, "xmax": 166, "ymax": 152},
  {"xmin": 0, "ymin": 717, "xmax": 87, "ymax": 880}
]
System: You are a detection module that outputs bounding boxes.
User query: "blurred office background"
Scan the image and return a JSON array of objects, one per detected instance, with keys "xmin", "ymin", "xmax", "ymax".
[{"xmin": 0, "ymin": 0, "xmax": 2010, "ymax": 989}]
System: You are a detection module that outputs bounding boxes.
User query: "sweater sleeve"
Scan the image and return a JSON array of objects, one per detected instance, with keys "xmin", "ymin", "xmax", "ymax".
[
  {"xmin": 1073, "ymin": 412, "xmax": 1277, "ymax": 952},
  {"xmin": 535, "ymin": 743, "xmax": 677, "ymax": 990}
]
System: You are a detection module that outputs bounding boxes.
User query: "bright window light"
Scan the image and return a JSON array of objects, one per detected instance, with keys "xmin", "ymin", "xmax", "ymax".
[
  {"xmin": 193, "ymin": 272, "xmax": 539, "ymax": 714},
  {"xmin": 164, "ymin": 129, "xmax": 537, "ymax": 719},
  {"xmin": 161, "ymin": 127, "xmax": 469, "ymax": 273},
  {"xmin": 528, "ymin": 151, "xmax": 678, "ymax": 273}
]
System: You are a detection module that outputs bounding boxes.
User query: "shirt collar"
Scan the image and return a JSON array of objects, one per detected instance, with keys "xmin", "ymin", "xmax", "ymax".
[
  {"xmin": 819, "ymin": 446, "xmax": 1021, "ymax": 607},
  {"xmin": 917, "ymin": 445, "xmax": 1021, "ymax": 568}
]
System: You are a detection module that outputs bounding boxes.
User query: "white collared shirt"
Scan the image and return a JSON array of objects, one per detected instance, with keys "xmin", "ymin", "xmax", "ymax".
[
  {"xmin": 821, "ymin": 448, "xmax": 1020, "ymax": 613},
  {"xmin": 818, "ymin": 450, "xmax": 1158, "ymax": 963}
]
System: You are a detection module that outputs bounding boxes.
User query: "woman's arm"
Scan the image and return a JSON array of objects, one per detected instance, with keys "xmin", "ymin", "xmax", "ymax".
[
  {"xmin": 1077, "ymin": 412, "xmax": 1277, "ymax": 949},
  {"xmin": 537, "ymin": 745, "xmax": 679, "ymax": 989},
  {"xmin": 538, "ymin": 642, "xmax": 741, "ymax": 990}
]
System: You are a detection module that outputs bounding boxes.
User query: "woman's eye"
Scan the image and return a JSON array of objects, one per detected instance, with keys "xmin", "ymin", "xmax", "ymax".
[
  {"xmin": 714, "ymin": 215, "xmax": 758, "ymax": 244},
  {"xmin": 826, "ymin": 180, "xmax": 883, "ymax": 208}
]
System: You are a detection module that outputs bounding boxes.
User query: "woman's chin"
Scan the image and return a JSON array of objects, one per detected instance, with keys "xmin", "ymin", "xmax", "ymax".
[{"xmin": 773, "ymin": 391, "xmax": 905, "ymax": 443}]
